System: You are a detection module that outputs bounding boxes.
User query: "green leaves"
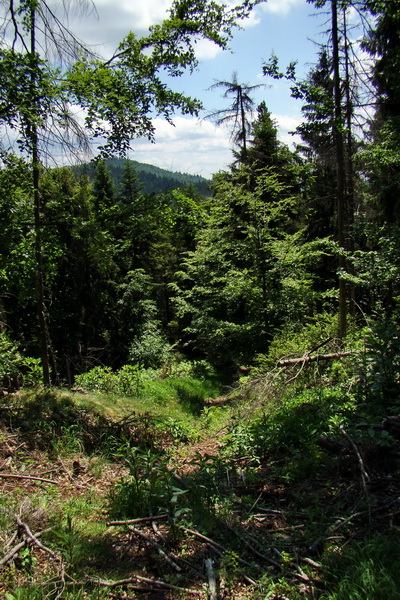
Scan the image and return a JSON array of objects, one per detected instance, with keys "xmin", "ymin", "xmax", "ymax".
[{"xmin": 1, "ymin": 0, "xmax": 260, "ymax": 158}]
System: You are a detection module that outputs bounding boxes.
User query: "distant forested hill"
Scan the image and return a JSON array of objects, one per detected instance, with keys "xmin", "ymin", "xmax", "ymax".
[{"xmin": 72, "ymin": 158, "xmax": 211, "ymax": 196}]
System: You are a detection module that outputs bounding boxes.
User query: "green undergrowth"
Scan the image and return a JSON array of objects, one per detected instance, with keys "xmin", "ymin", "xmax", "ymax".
[
  {"xmin": 224, "ymin": 384, "xmax": 359, "ymax": 480},
  {"xmin": 0, "ymin": 365, "xmax": 224, "ymax": 457},
  {"xmin": 321, "ymin": 536, "xmax": 400, "ymax": 600},
  {"xmin": 2, "ymin": 323, "xmax": 400, "ymax": 599}
]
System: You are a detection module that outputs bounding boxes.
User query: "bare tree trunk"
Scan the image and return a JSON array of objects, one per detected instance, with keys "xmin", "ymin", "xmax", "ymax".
[
  {"xmin": 343, "ymin": 7, "xmax": 356, "ymax": 317},
  {"xmin": 331, "ymin": 0, "xmax": 347, "ymax": 338},
  {"xmin": 30, "ymin": 4, "xmax": 51, "ymax": 385},
  {"xmin": 239, "ymin": 87, "xmax": 247, "ymax": 160}
]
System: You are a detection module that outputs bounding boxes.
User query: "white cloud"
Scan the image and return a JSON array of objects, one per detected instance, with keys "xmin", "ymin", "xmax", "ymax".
[
  {"xmin": 126, "ymin": 112, "xmax": 303, "ymax": 178},
  {"xmin": 128, "ymin": 116, "xmax": 232, "ymax": 178},
  {"xmin": 194, "ymin": 38, "xmax": 224, "ymax": 61},
  {"xmin": 272, "ymin": 113, "xmax": 301, "ymax": 147},
  {"xmin": 272, "ymin": 113, "xmax": 300, "ymax": 132},
  {"xmin": 261, "ymin": 0, "xmax": 304, "ymax": 16},
  {"xmin": 87, "ymin": 0, "xmax": 170, "ymax": 30},
  {"xmin": 67, "ymin": 0, "xmax": 263, "ymax": 58}
]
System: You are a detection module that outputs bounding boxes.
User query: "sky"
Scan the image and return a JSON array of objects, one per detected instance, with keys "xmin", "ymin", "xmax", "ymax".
[
  {"xmin": 60, "ymin": 0, "xmax": 338, "ymax": 178},
  {"xmin": 2, "ymin": 0, "xmax": 354, "ymax": 178}
]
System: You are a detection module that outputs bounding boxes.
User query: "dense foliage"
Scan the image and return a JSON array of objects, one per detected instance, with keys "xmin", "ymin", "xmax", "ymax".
[
  {"xmin": 1, "ymin": 0, "xmax": 400, "ymax": 383},
  {"xmin": 3, "ymin": 4, "xmax": 400, "ymax": 599}
]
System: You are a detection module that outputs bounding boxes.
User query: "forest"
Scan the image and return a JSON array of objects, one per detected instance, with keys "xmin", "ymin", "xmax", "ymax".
[{"xmin": 1, "ymin": 0, "xmax": 400, "ymax": 599}]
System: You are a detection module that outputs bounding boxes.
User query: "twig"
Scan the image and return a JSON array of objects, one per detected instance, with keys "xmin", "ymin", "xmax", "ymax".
[
  {"xmin": 252, "ymin": 507, "xmax": 284, "ymax": 515},
  {"xmin": 268, "ymin": 524, "xmax": 305, "ymax": 533},
  {"xmin": 52, "ymin": 562, "xmax": 66, "ymax": 600},
  {"xmin": 306, "ymin": 337, "xmax": 333, "ymax": 355},
  {"xmin": 88, "ymin": 575, "xmax": 202, "ymax": 595},
  {"xmin": 151, "ymin": 519, "xmax": 166, "ymax": 543},
  {"xmin": 340, "ymin": 425, "xmax": 370, "ymax": 494},
  {"xmin": 3, "ymin": 531, "xmax": 17, "ymax": 551},
  {"xmin": 205, "ymin": 558, "xmax": 217, "ymax": 600},
  {"xmin": 107, "ymin": 515, "xmax": 168, "ymax": 526},
  {"xmin": 178, "ymin": 525, "xmax": 262, "ymax": 572},
  {"xmin": 247, "ymin": 491, "xmax": 263, "ymax": 514},
  {"xmin": 0, "ymin": 528, "xmax": 52, "ymax": 567},
  {"xmin": 128, "ymin": 526, "xmax": 182, "ymax": 572},
  {"xmin": 16, "ymin": 516, "xmax": 61, "ymax": 562},
  {"xmin": 107, "ymin": 591, "xmax": 177, "ymax": 598},
  {"xmin": 0, "ymin": 473, "xmax": 58, "ymax": 484},
  {"xmin": 224, "ymin": 524, "xmax": 281, "ymax": 569}
]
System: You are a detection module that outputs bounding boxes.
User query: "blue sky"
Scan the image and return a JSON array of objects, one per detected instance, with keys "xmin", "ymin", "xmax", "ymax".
[{"xmin": 66, "ymin": 0, "xmax": 336, "ymax": 177}]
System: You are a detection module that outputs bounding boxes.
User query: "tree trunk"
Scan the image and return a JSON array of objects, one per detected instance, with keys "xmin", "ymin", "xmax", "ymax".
[
  {"xmin": 331, "ymin": 0, "xmax": 347, "ymax": 338},
  {"xmin": 343, "ymin": 7, "xmax": 356, "ymax": 317},
  {"xmin": 30, "ymin": 5, "xmax": 51, "ymax": 385}
]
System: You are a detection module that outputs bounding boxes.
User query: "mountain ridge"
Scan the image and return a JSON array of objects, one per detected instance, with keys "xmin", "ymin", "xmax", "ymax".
[{"xmin": 72, "ymin": 157, "xmax": 211, "ymax": 196}]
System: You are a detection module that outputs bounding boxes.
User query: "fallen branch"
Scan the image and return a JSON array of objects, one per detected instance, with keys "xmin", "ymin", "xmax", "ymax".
[
  {"xmin": 151, "ymin": 519, "xmax": 166, "ymax": 543},
  {"xmin": 88, "ymin": 575, "xmax": 202, "ymax": 596},
  {"xmin": 268, "ymin": 524, "xmax": 305, "ymax": 533},
  {"xmin": 308, "ymin": 511, "xmax": 365, "ymax": 555},
  {"xmin": 0, "ymin": 539, "xmax": 27, "ymax": 568},
  {"xmin": 128, "ymin": 526, "xmax": 182, "ymax": 572},
  {"xmin": 301, "ymin": 557, "xmax": 322, "ymax": 569},
  {"xmin": 107, "ymin": 591, "xmax": 178, "ymax": 598},
  {"xmin": 0, "ymin": 473, "xmax": 58, "ymax": 484},
  {"xmin": 179, "ymin": 525, "xmax": 262, "ymax": 572},
  {"xmin": 224, "ymin": 524, "xmax": 281, "ymax": 569},
  {"xmin": 178, "ymin": 525, "xmax": 225, "ymax": 552},
  {"xmin": 277, "ymin": 351, "xmax": 356, "ymax": 367},
  {"xmin": 106, "ymin": 514, "xmax": 168, "ymax": 526},
  {"xmin": 2, "ymin": 531, "xmax": 18, "ymax": 552},
  {"xmin": 16, "ymin": 516, "xmax": 61, "ymax": 562},
  {"xmin": 0, "ymin": 528, "xmax": 52, "ymax": 567}
]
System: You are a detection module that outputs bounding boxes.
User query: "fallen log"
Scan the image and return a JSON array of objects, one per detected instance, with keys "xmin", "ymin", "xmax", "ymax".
[{"xmin": 277, "ymin": 351, "xmax": 356, "ymax": 367}]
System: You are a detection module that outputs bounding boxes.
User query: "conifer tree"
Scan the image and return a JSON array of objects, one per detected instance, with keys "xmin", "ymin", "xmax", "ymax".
[{"xmin": 0, "ymin": 0, "xmax": 260, "ymax": 382}]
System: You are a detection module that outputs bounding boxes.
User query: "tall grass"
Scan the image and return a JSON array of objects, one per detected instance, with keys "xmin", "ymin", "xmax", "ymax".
[{"xmin": 322, "ymin": 537, "xmax": 400, "ymax": 600}]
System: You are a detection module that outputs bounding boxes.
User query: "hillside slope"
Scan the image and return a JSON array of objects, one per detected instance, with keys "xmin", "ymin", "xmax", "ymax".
[{"xmin": 72, "ymin": 157, "xmax": 211, "ymax": 196}]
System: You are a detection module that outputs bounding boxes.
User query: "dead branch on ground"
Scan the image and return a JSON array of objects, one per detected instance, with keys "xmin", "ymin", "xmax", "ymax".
[
  {"xmin": 87, "ymin": 575, "xmax": 203, "ymax": 595},
  {"xmin": 0, "ymin": 473, "xmax": 58, "ymax": 484},
  {"xmin": 128, "ymin": 526, "xmax": 182, "ymax": 572}
]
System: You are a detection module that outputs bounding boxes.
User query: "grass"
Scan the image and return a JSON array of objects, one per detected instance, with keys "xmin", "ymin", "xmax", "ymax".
[
  {"xmin": 321, "ymin": 536, "xmax": 400, "ymax": 600},
  {"xmin": 71, "ymin": 373, "xmax": 221, "ymax": 422},
  {"xmin": 2, "ymin": 358, "xmax": 400, "ymax": 600}
]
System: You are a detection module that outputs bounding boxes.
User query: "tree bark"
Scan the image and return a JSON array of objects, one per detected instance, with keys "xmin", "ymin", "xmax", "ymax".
[
  {"xmin": 30, "ymin": 4, "xmax": 51, "ymax": 385},
  {"xmin": 331, "ymin": 0, "xmax": 347, "ymax": 338}
]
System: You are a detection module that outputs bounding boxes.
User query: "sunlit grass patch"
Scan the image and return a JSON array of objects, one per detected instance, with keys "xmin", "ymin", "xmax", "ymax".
[{"xmin": 321, "ymin": 536, "xmax": 400, "ymax": 600}]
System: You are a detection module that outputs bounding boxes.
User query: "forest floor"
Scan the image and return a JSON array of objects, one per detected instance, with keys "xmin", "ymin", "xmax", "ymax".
[{"xmin": 1, "ymin": 388, "xmax": 400, "ymax": 600}]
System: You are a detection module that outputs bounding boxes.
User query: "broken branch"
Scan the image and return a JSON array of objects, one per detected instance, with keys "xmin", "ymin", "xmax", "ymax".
[
  {"xmin": 128, "ymin": 526, "xmax": 182, "ymax": 572},
  {"xmin": 0, "ymin": 473, "xmax": 58, "ymax": 484},
  {"xmin": 277, "ymin": 351, "xmax": 356, "ymax": 367},
  {"xmin": 107, "ymin": 515, "xmax": 168, "ymax": 526}
]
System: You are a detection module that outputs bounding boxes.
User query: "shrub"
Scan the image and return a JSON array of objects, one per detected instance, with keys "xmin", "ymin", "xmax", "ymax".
[
  {"xmin": 128, "ymin": 321, "xmax": 173, "ymax": 368},
  {"xmin": 224, "ymin": 385, "xmax": 357, "ymax": 478},
  {"xmin": 357, "ymin": 322, "xmax": 400, "ymax": 410},
  {"xmin": 108, "ymin": 446, "xmax": 176, "ymax": 518},
  {"xmin": 0, "ymin": 331, "xmax": 41, "ymax": 388},
  {"xmin": 74, "ymin": 365, "xmax": 144, "ymax": 396}
]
